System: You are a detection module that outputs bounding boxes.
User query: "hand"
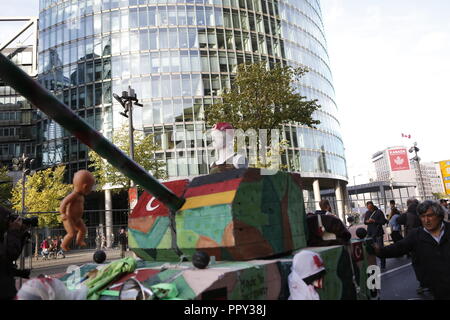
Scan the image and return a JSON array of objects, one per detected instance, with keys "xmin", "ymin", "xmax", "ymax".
[
  {"xmin": 372, "ymin": 243, "xmax": 381, "ymax": 254},
  {"xmin": 9, "ymin": 217, "xmax": 23, "ymax": 231},
  {"xmin": 368, "ymin": 218, "xmax": 375, "ymax": 223}
]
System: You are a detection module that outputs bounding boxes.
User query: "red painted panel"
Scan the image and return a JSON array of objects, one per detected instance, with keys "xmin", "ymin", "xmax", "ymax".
[
  {"xmin": 183, "ymin": 178, "xmax": 242, "ymax": 198},
  {"xmin": 130, "ymin": 179, "xmax": 189, "ymax": 218}
]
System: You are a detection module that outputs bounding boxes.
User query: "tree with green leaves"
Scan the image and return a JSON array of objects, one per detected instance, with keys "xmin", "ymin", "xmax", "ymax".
[
  {"xmin": 88, "ymin": 123, "xmax": 167, "ymax": 192},
  {"xmin": 11, "ymin": 165, "xmax": 71, "ymax": 258},
  {"xmin": 10, "ymin": 165, "xmax": 71, "ymax": 227},
  {"xmin": 0, "ymin": 165, "xmax": 13, "ymax": 209},
  {"xmin": 205, "ymin": 62, "xmax": 321, "ymax": 170},
  {"xmin": 205, "ymin": 62, "xmax": 321, "ymax": 131}
]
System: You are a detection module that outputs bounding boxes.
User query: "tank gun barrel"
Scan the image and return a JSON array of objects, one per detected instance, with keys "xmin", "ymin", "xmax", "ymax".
[{"xmin": 0, "ymin": 53, "xmax": 185, "ymax": 211}]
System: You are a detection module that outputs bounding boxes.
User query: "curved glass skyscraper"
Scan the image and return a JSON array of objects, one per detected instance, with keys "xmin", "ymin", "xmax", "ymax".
[{"xmin": 38, "ymin": 0, "xmax": 347, "ymax": 208}]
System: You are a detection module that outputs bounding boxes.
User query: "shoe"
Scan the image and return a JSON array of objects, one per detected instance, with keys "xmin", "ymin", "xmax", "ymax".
[{"xmin": 416, "ymin": 287, "xmax": 425, "ymax": 294}]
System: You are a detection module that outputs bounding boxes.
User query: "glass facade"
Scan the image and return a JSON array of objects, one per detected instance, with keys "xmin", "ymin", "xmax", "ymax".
[
  {"xmin": 0, "ymin": 47, "xmax": 37, "ymax": 167},
  {"xmin": 38, "ymin": 0, "xmax": 347, "ymax": 181}
]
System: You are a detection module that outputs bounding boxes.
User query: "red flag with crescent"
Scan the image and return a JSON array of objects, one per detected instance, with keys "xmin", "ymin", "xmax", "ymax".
[{"xmin": 129, "ymin": 179, "xmax": 189, "ymax": 218}]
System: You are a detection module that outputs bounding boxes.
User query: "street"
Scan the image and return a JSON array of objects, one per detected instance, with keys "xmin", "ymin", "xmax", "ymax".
[
  {"xmin": 25, "ymin": 248, "xmax": 122, "ymax": 278},
  {"xmin": 380, "ymin": 255, "xmax": 433, "ymax": 300}
]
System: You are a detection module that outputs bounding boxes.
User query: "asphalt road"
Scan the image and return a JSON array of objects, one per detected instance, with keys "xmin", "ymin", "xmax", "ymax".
[
  {"xmin": 380, "ymin": 255, "xmax": 434, "ymax": 300},
  {"xmin": 26, "ymin": 248, "xmax": 123, "ymax": 278}
]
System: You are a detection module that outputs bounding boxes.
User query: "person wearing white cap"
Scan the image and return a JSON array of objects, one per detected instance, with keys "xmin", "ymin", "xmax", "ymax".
[{"xmin": 288, "ymin": 250, "xmax": 326, "ymax": 300}]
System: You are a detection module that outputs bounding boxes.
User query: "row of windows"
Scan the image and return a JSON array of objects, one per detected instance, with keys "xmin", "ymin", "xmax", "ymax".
[
  {"xmin": 285, "ymin": 41, "xmax": 332, "ymax": 83},
  {"xmin": 41, "ymin": 0, "xmax": 283, "ymax": 27},
  {"xmin": 7, "ymin": 51, "xmax": 34, "ymax": 66},
  {"xmin": 0, "ymin": 96, "xmax": 32, "ymax": 108},
  {"xmin": 40, "ymin": 4, "xmax": 286, "ymax": 42},
  {"xmin": 42, "ymin": 55, "xmax": 333, "ymax": 107},
  {"xmin": 296, "ymin": 126, "xmax": 344, "ymax": 157},
  {"xmin": 37, "ymin": 108, "xmax": 108, "ymax": 142},
  {"xmin": 0, "ymin": 143, "xmax": 34, "ymax": 157},
  {"xmin": 0, "ymin": 111, "xmax": 21, "ymax": 122},
  {"xmin": 311, "ymin": 110, "xmax": 341, "ymax": 139},
  {"xmin": 299, "ymin": 86, "xmax": 338, "ymax": 119},
  {"xmin": 40, "ymin": 22, "xmax": 287, "ymax": 68},
  {"xmin": 295, "ymin": 150, "xmax": 347, "ymax": 177},
  {"xmin": 142, "ymin": 97, "xmax": 205, "ymax": 125},
  {"xmin": 38, "ymin": 6, "xmax": 326, "ymax": 64},
  {"xmin": 279, "ymin": 0, "xmax": 323, "ymax": 30},
  {"xmin": 279, "ymin": 1, "xmax": 325, "ymax": 46},
  {"xmin": 281, "ymin": 21, "xmax": 328, "ymax": 64},
  {"xmin": 40, "ymin": 28, "xmax": 286, "ymax": 74},
  {"xmin": 40, "ymin": 48, "xmax": 283, "ymax": 89},
  {"xmin": 0, "ymin": 127, "xmax": 21, "ymax": 137}
]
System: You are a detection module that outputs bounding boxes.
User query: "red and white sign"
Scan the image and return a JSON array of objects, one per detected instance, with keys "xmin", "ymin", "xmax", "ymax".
[
  {"xmin": 351, "ymin": 241, "xmax": 364, "ymax": 263},
  {"xmin": 388, "ymin": 148, "xmax": 410, "ymax": 171}
]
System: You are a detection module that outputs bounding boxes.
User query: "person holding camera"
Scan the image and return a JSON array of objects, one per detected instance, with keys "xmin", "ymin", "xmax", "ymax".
[{"xmin": 0, "ymin": 205, "xmax": 29, "ymax": 300}]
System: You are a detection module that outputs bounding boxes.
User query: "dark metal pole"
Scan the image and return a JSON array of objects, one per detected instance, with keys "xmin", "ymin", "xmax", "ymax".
[
  {"xmin": 0, "ymin": 52, "xmax": 185, "ymax": 211},
  {"xmin": 415, "ymin": 148, "xmax": 426, "ymax": 200},
  {"xmin": 128, "ymin": 99, "xmax": 135, "ymax": 189}
]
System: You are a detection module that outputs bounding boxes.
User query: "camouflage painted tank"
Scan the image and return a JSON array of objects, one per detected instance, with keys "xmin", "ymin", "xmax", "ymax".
[{"xmin": 122, "ymin": 168, "xmax": 375, "ymax": 300}]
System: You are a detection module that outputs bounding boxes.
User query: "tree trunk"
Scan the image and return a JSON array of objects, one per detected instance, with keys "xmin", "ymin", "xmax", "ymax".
[{"xmin": 34, "ymin": 230, "xmax": 39, "ymax": 258}]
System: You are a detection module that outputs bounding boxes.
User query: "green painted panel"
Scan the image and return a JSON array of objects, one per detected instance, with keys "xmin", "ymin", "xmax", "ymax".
[
  {"xmin": 232, "ymin": 180, "xmax": 266, "ymax": 226},
  {"xmin": 128, "ymin": 217, "xmax": 170, "ymax": 249},
  {"xmin": 229, "ymin": 266, "xmax": 268, "ymax": 300},
  {"xmin": 287, "ymin": 176, "xmax": 307, "ymax": 248},
  {"xmin": 267, "ymin": 171, "xmax": 287, "ymax": 200},
  {"xmin": 261, "ymin": 178, "xmax": 284, "ymax": 253},
  {"xmin": 177, "ymin": 204, "xmax": 233, "ymax": 246}
]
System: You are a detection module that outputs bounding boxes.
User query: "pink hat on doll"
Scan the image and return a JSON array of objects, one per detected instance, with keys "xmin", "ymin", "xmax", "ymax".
[{"xmin": 212, "ymin": 122, "xmax": 234, "ymax": 131}]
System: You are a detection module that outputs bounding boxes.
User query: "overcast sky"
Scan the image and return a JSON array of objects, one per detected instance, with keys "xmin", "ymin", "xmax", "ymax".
[
  {"xmin": 1, "ymin": 1, "xmax": 448, "ymax": 184},
  {"xmin": 321, "ymin": 0, "xmax": 450, "ymax": 183}
]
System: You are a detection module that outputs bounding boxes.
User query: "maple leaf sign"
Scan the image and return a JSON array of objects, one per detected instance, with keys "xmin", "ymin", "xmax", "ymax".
[{"xmin": 394, "ymin": 156, "xmax": 404, "ymax": 166}]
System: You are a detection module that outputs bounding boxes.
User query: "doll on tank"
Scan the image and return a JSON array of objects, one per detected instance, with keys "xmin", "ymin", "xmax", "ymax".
[
  {"xmin": 59, "ymin": 170, "xmax": 95, "ymax": 251},
  {"xmin": 209, "ymin": 122, "xmax": 248, "ymax": 174},
  {"xmin": 288, "ymin": 250, "xmax": 327, "ymax": 300}
]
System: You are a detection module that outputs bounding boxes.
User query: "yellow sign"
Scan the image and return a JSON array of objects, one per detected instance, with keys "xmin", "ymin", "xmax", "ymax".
[{"xmin": 440, "ymin": 160, "xmax": 450, "ymax": 195}]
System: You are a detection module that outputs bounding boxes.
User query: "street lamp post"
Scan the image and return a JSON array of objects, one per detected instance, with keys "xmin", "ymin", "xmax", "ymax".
[
  {"xmin": 409, "ymin": 142, "xmax": 425, "ymax": 200},
  {"xmin": 12, "ymin": 153, "xmax": 34, "ymax": 288},
  {"xmin": 112, "ymin": 86, "xmax": 143, "ymax": 247},
  {"xmin": 113, "ymin": 86, "xmax": 144, "ymax": 187}
]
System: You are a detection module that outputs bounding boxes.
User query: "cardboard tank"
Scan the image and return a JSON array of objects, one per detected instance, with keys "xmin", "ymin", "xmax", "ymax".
[
  {"xmin": 0, "ymin": 54, "xmax": 376, "ymax": 300},
  {"xmin": 51, "ymin": 168, "xmax": 376, "ymax": 300},
  {"xmin": 115, "ymin": 168, "xmax": 375, "ymax": 300}
]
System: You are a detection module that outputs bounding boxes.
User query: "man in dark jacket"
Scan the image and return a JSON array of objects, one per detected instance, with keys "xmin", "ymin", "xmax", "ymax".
[
  {"xmin": 374, "ymin": 200, "xmax": 450, "ymax": 299},
  {"xmin": 0, "ymin": 206, "xmax": 26, "ymax": 300},
  {"xmin": 118, "ymin": 227, "xmax": 128, "ymax": 259},
  {"xmin": 364, "ymin": 201, "xmax": 387, "ymax": 269},
  {"xmin": 397, "ymin": 198, "xmax": 421, "ymax": 236},
  {"xmin": 397, "ymin": 198, "xmax": 426, "ymax": 293}
]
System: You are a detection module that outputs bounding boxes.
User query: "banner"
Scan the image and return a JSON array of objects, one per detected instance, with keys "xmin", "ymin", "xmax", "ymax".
[
  {"xmin": 388, "ymin": 148, "xmax": 410, "ymax": 171},
  {"xmin": 439, "ymin": 160, "xmax": 450, "ymax": 194}
]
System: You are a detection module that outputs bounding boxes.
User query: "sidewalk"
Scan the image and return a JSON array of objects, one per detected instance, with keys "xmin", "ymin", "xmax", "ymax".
[{"xmin": 30, "ymin": 248, "xmax": 123, "ymax": 269}]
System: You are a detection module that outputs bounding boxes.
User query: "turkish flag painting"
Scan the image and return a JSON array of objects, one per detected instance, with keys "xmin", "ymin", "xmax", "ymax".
[
  {"xmin": 129, "ymin": 179, "xmax": 189, "ymax": 219},
  {"xmin": 388, "ymin": 148, "xmax": 410, "ymax": 171}
]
